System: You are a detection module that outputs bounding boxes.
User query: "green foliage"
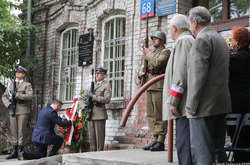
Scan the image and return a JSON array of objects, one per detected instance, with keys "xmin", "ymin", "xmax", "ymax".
[
  {"xmin": 0, "ymin": 0, "xmax": 38, "ymax": 78},
  {"xmin": 0, "ymin": 135, "xmax": 8, "ymax": 154}
]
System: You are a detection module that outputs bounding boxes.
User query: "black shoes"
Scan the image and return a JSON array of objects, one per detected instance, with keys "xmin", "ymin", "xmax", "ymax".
[
  {"xmin": 6, "ymin": 145, "xmax": 18, "ymax": 159},
  {"xmin": 150, "ymin": 142, "xmax": 165, "ymax": 151},
  {"xmin": 142, "ymin": 141, "xmax": 157, "ymax": 150}
]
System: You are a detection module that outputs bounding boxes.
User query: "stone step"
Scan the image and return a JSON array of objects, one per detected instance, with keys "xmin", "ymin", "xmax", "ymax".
[
  {"xmin": 62, "ymin": 149, "xmax": 177, "ymax": 165},
  {"xmin": 0, "ymin": 149, "xmax": 178, "ymax": 165}
]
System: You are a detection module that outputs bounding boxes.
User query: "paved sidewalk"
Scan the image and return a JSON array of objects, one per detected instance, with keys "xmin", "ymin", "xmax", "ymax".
[{"xmin": 0, "ymin": 149, "xmax": 178, "ymax": 165}]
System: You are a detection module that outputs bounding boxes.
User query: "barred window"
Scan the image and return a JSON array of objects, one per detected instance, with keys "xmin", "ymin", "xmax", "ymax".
[
  {"xmin": 59, "ymin": 28, "xmax": 78, "ymax": 101},
  {"xmin": 103, "ymin": 17, "xmax": 126, "ymax": 99}
]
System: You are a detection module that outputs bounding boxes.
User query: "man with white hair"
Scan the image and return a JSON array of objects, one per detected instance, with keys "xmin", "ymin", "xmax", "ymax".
[
  {"xmin": 162, "ymin": 14, "xmax": 194, "ymax": 165},
  {"xmin": 185, "ymin": 6, "xmax": 231, "ymax": 164}
]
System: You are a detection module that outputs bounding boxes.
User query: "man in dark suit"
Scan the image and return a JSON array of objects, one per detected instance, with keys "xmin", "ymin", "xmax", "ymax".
[{"xmin": 18, "ymin": 100, "xmax": 72, "ymax": 160}]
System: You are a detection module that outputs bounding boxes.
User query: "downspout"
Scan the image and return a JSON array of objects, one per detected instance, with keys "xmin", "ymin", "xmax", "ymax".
[
  {"xmin": 81, "ymin": 7, "xmax": 89, "ymax": 91},
  {"xmin": 129, "ymin": 0, "xmax": 136, "ymax": 99},
  {"xmin": 41, "ymin": 8, "xmax": 49, "ymax": 107},
  {"xmin": 26, "ymin": 0, "xmax": 32, "ymax": 56},
  {"xmin": 51, "ymin": 36, "xmax": 57, "ymax": 100}
]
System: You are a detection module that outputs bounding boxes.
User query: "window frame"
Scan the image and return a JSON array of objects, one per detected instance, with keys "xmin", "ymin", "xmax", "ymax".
[
  {"xmin": 101, "ymin": 15, "xmax": 126, "ymax": 100},
  {"xmin": 193, "ymin": 0, "xmax": 249, "ymax": 31},
  {"xmin": 206, "ymin": 0, "xmax": 249, "ymax": 31},
  {"xmin": 58, "ymin": 27, "xmax": 79, "ymax": 102}
]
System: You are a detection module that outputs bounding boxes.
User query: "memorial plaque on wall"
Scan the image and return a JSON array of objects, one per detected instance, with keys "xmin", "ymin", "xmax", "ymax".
[
  {"xmin": 157, "ymin": 0, "xmax": 176, "ymax": 16},
  {"xmin": 78, "ymin": 33, "xmax": 94, "ymax": 66}
]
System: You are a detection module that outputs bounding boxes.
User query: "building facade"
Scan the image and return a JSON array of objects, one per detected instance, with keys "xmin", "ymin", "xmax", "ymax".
[{"xmin": 29, "ymin": 0, "xmax": 249, "ymax": 149}]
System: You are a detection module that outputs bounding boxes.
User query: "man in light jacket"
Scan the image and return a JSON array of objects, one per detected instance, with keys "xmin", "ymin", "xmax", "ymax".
[
  {"xmin": 186, "ymin": 6, "xmax": 231, "ymax": 164},
  {"xmin": 162, "ymin": 14, "xmax": 194, "ymax": 165}
]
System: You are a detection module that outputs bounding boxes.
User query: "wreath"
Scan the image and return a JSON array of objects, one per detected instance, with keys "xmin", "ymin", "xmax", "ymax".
[{"xmin": 59, "ymin": 91, "xmax": 88, "ymax": 150}]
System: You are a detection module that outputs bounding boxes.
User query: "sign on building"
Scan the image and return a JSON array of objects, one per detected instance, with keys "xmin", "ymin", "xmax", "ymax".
[
  {"xmin": 78, "ymin": 33, "xmax": 94, "ymax": 66},
  {"xmin": 157, "ymin": 0, "xmax": 176, "ymax": 16},
  {"xmin": 140, "ymin": 0, "xmax": 155, "ymax": 19}
]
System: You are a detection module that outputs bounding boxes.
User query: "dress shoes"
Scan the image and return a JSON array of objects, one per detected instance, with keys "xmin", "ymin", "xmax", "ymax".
[
  {"xmin": 142, "ymin": 141, "xmax": 157, "ymax": 150},
  {"xmin": 6, "ymin": 145, "xmax": 18, "ymax": 159},
  {"xmin": 150, "ymin": 142, "xmax": 165, "ymax": 151}
]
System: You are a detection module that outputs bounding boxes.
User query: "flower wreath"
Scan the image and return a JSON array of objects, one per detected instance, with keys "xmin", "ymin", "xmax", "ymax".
[{"xmin": 59, "ymin": 95, "xmax": 88, "ymax": 150}]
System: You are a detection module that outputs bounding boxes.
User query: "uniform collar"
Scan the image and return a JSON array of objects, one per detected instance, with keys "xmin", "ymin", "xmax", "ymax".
[
  {"xmin": 96, "ymin": 80, "xmax": 104, "ymax": 85},
  {"xmin": 15, "ymin": 79, "xmax": 24, "ymax": 83},
  {"xmin": 153, "ymin": 45, "xmax": 165, "ymax": 52}
]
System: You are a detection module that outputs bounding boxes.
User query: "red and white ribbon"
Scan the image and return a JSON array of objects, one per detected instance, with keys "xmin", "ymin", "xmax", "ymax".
[
  {"xmin": 64, "ymin": 97, "xmax": 79, "ymax": 145},
  {"xmin": 169, "ymin": 84, "xmax": 184, "ymax": 98}
]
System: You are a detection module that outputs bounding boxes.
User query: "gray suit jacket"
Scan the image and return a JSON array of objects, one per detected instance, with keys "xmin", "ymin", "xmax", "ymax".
[{"xmin": 185, "ymin": 26, "xmax": 231, "ymax": 118}]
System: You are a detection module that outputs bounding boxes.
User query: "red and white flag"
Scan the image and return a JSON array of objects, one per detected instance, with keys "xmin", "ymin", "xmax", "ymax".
[{"xmin": 64, "ymin": 97, "xmax": 79, "ymax": 145}]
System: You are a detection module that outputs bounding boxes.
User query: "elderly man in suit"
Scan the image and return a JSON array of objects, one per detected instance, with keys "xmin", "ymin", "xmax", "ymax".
[
  {"xmin": 2, "ymin": 66, "xmax": 33, "ymax": 159},
  {"xmin": 18, "ymin": 100, "xmax": 72, "ymax": 160},
  {"xmin": 162, "ymin": 14, "xmax": 194, "ymax": 165},
  {"xmin": 185, "ymin": 6, "xmax": 231, "ymax": 164}
]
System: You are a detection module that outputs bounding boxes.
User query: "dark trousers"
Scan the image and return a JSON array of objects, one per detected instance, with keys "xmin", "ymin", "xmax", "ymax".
[
  {"xmin": 24, "ymin": 135, "xmax": 63, "ymax": 160},
  {"xmin": 176, "ymin": 117, "xmax": 193, "ymax": 165},
  {"xmin": 189, "ymin": 114, "xmax": 226, "ymax": 165}
]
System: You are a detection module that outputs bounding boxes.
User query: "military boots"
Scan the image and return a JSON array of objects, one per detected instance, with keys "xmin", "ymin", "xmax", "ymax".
[
  {"xmin": 142, "ymin": 141, "xmax": 157, "ymax": 150},
  {"xmin": 150, "ymin": 142, "xmax": 165, "ymax": 151}
]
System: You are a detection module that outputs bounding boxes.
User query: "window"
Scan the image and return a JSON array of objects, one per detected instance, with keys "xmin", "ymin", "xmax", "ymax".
[
  {"xmin": 59, "ymin": 28, "xmax": 78, "ymax": 101},
  {"xmin": 229, "ymin": 0, "xmax": 249, "ymax": 19},
  {"xmin": 103, "ymin": 17, "xmax": 126, "ymax": 99},
  {"xmin": 209, "ymin": 0, "xmax": 222, "ymax": 22},
  {"xmin": 206, "ymin": 0, "xmax": 249, "ymax": 31}
]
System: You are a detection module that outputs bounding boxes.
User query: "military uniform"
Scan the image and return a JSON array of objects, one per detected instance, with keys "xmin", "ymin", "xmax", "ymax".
[
  {"xmin": 2, "ymin": 71, "xmax": 33, "ymax": 160},
  {"xmin": 87, "ymin": 80, "xmax": 111, "ymax": 151},
  {"xmin": 80, "ymin": 68, "xmax": 112, "ymax": 151},
  {"xmin": 144, "ymin": 45, "xmax": 170, "ymax": 150}
]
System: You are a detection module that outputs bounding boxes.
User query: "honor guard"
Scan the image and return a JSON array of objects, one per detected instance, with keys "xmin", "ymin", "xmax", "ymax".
[
  {"xmin": 2, "ymin": 66, "xmax": 33, "ymax": 159},
  {"xmin": 142, "ymin": 31, "xmax": 171, "ymax": 151},
  {"xmin": 80, "ymin": 67, "xmax": 112, "ymax": 151}
]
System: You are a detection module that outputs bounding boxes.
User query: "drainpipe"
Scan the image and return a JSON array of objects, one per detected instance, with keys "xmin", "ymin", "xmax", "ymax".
[
  {"xmin": 120, "ymin": 74, "xmax": 173, "ymax": 162},
  {"xmin": 129, "ymin": 0, "xmax": 136, "ymax": 99},
  {"xmin": 26, "ymin": 0, "xmax": 32, "ymax": 56}
]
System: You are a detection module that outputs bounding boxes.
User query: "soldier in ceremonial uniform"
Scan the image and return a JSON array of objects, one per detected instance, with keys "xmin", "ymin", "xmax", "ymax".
[
  {"xmin": 142, "ymin": 31, "xmax": 171, "ymax": 151},
  {"xmin": 2, "ymin": 66, "xmax": 33, "ymax": 159},
  {"xmin": 81, "ymin": 67, "xmax": 112, "ymax": 151}
]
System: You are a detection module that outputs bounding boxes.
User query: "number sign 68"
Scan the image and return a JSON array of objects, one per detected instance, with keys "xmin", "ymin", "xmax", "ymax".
[{"xmin": 142, "ymin": 2, "xmax": 152, "ymax": 14}]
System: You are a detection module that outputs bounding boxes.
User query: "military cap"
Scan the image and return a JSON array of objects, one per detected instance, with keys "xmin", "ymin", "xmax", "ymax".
[
  {"xmin": 16, "ymin": 66, "xmax": 27, "ymax": 73},
  {"xmin": 96, "ymin": 67, "xmax": 107, "ymax": 74}
]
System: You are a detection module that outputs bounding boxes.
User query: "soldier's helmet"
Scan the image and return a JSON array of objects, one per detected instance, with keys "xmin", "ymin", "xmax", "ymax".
[
  {"xmin": 151, "ymin": 31, "xmax": 166, "ymax": 43},
  {"xmin": 16, "ymin": 66, "xmax": 27, "ymax": 74}
]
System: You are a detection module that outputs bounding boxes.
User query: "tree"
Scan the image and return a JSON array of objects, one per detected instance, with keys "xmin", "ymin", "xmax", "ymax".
[{"xmin": 0, "ymin": 0, "xmax": 37, "ymax": 79}]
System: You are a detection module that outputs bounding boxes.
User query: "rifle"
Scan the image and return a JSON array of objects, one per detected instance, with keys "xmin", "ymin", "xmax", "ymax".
[
  {"xmin": 83, "ymin": 69, "xmax": 95, "ymax": 121},
  {"xmin": 8, "ymin": 71, "xmax": 17, "ymax": 117},
  {"xmin": 137, "ymin": 15, "xmax": 149, "ymax": 86}
]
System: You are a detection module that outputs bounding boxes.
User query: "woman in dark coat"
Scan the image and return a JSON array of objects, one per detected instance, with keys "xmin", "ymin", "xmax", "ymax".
[{"xmin": 229, "ymin": 26, "xmax": 250, "ymax": 162}]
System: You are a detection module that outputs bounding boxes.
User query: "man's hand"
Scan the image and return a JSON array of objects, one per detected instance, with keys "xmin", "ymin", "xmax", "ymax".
[
  {"xmin": 187, "ymin": 111, "xmax": 196, "ymax": 116},
  {"xmin": 88, "ymin": 92, "xmax": 94, "ymax": 99},
  {"xmin": 170, "ymin": 105, "xmax": 181, "ymax": 117},
  {"xmin": 138, "ymin": 71, "xmax": 146, "ymax": 77},
  {"xmin": 8, "ymin": 103, "xmax": 15, "ymax": 109},
  {"xmin": 143, "ymin": 48, "xmax": 150, "ymax": 56}
]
